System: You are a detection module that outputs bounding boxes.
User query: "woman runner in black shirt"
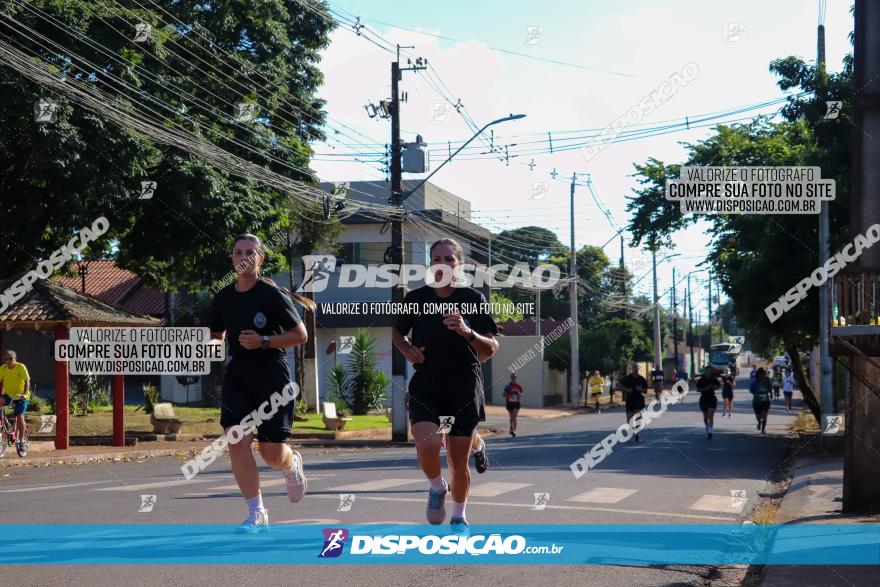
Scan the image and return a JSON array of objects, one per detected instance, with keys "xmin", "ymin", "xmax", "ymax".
[
  {"xmin": 696, "ymin": 367, "xmax": 720, "ymax": 439},
  {"xmin": 209, "ymin": 234, "xmax": 313, "ymax": 532},
  {"xmin": 393, "ymin": 238, "xmax": 499, "ymax": 532}
]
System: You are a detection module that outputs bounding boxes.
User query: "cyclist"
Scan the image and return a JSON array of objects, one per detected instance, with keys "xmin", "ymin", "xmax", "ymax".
[{"xmin": 0, "ymin": 350, "xmax": 31, "ymax": 453}]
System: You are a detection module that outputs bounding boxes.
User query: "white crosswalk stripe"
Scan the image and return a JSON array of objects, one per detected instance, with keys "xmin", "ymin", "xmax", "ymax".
[
  {"xmin": 327, "ymin": 478, "xmax": 423, "ymax": 492},
  {"xmin": 689, "ymin": 494, "xmax": 746, "ymax": 514},
  {"xmin": 468, "ymin": 482, "xmax": 532, "ymax": 497},
  {"xmin": 567, "ymin": 487, "xmax": 639, "ymax": 504},
  {"xmin": 95, "ymin": 477, "xmax": 216, "ymax": 491}
]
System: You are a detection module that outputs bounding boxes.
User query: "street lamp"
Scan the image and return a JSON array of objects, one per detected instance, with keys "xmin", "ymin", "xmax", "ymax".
[{"xmin": 402, "ymin": 114, "xmax": 526, "ymax": 202}]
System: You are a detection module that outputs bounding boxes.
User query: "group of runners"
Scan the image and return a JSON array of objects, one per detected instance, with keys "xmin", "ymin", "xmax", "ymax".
[
  {"xmin": 210, "ymin": 233, "xmax": 507, "ymax": 532},
  {"xmin": 208, "ymin": 231, "xmax": 801, "ymax": 532}
]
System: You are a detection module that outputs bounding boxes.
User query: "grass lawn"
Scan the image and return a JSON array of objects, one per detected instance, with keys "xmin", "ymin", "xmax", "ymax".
[{"xmin": 23, "ymin": 406, "xmax": 390, "ymax": 437}]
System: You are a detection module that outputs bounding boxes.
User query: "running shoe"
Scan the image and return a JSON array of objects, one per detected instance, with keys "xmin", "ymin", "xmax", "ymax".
[
  {"xmin": 237, "ymin": 509, "xmax": 269, "ymax": 533},
  {"xmin": 450, "ymin": 517, "xmax": 470, "ymax": 537},
  {"xmin": 426, "ymin": 481, "xmax": 448, "ymax": 525},
  {"xmin": 708, "ymin": 432, "xmax": 713, "ymax": 440},
  {"xmin": 473, "ymin": 443, "xmax": 489, "ymax": 474},
  {"xmin": 510, "ymin": 430, "xmax": 517, "ymax": 437},
  {"xmin": 283, "ymin": 450, "xmax": 307, "ymax": 503},
  {"xmin": 757, "ymin": 421, "xmax": 761, "ymax": 430}
]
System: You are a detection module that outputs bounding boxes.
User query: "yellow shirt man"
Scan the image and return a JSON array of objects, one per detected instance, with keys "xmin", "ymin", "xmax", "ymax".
[
  {"xmin": 588, "ymin": 374, "xmax": 605, "ymax": 396},
  {"xmin": 0, "ymin": 362, "xmax": 30, "ymax": 401}
]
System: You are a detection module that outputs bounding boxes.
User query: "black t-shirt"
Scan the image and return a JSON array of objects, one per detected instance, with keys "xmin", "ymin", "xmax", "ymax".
[
  {"xmin": 393, "ymin": 285, "xmax": 498, "ymax": 374},
  {"xmin": 722, "ymin": 375, "xmax": 734, "ymax": 393},
  {"xmin": 696, "ymin": 375, "xmax": 719, "ymax": 398},
  {"xmin": 209, "ymin": 279, "xmax": 302, "ymax": 361},
  {"xmin": 621, "ymin": 373, "xmax": 648, "ymax": 406},
  {"xmin": 651, "ymin": 369, "xmax": 664, "ymax": 384}
]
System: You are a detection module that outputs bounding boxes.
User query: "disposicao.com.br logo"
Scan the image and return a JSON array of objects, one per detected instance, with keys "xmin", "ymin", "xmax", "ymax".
[
  {"xmin": 317, "ymin": 528, "xmax": 563, "ymax": 558},
  {"xmin": 298, "ymin": 255, "xmax": 561, "ymax": 293}
]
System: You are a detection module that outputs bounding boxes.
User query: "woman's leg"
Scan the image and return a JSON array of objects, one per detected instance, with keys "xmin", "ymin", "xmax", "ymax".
[
  {"xmin": 706, "ymin": 407, "xmax": 715, "ymax": 430},
  {"xmin": 511, "ymin": 408, "xmax": 520, "ymax": 432},
  {"xmin": 227, "ymin": 428, "xmax": 260, "ymax": 499},
  {"xmin": 446, "ymin": 433, "xmax": 474, "ymax": 518},
  {"xmin": 258, "ymin": 441, "xmax": 295, "ymax": 470},
  {"xmin": 412, "ymin": 421, "xmax": 443, "ymax": 481},
  {"xmin": 508, "ymin": 409, "xmax": 515, "ymax": 432}
]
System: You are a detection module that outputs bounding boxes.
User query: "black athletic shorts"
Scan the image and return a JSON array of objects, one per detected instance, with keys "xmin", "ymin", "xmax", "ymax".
[
  {"xmin": 722, "ymin": 389, "xmax": 734, "ymax": 400},
  {"xmin": 408, "ymin": 366, "xmax": 485, "ymax": 436},
  {"xmin": 626, "ymin": 399, "xmax": 646, "ymax": 413},
  {"xmin": 699, "ymin": 394, "xmax": 718, "ymax": 410},
  {"xmin": 220, "ymin": 356, "xmax": 295, "ymax": 443},
  {"xmin": 505, "ymin": 402, "xmax": 521, "ymax": 412},
  {"xmin": 753, "ymin": 401, "xmax": 770, "ymax": 415}
]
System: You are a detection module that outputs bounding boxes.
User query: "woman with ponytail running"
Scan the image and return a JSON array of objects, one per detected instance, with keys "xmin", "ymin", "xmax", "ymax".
[
  {"xmin": 393, "ymin": 238, "xmax": 499, "ymax": 533},
  {"xmin": 209, "ymin": 233, "xmax": 314, "ymax": 532}
]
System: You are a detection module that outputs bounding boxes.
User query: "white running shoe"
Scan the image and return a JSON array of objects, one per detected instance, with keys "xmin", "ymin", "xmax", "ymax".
[
  {"xmin": 238, "ymin": 508, "xmax": 269, "ymax": 533},
  {"xmin": 283, "ymin": 450, "xmax": 307, "ymax": 502}
]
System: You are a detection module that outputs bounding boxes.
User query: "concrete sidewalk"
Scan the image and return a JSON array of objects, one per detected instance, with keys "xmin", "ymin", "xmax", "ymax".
[{"xmin": 761, "ymin": 456, "xmax": 880, "ymax": 586}]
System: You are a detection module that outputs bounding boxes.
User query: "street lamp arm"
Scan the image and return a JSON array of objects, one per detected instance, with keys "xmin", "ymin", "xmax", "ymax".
[{"xmin": 401, "ymin": 114, "xmax": 526, "ymax": 202}]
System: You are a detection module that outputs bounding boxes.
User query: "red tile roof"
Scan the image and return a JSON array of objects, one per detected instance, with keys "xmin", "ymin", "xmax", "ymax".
[
  {"xmin": 54, "ymin": 260, "xmax": 165, "ymax": 316},
  {"xmin": 0, "ymin": 278, "xmax": 160, "ymax": 326}
]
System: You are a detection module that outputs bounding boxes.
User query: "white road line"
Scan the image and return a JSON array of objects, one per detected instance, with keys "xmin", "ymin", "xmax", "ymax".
[
  {"xmin": 202, "ymin": 474, "xmax": 335, "ymax": 494},
  {"xmin": 326, "ymin": 478, "xmax": 423, "ymax": 492},
  {"xmin": 567, "ymin": 487, "xmax": 639, "ymax": 504},
  {"xmin": 0, "ymin": 480, "xmax": 110, "ymax": 494},
  {"xmin": 468, "ymin": 482, "xmax": 532, "ymax": 497},
  {"xmin": 95, "ymin": 477, "xmax": 217, "ymax": 491},
  {"xmin": 689, "ymin": 494, "xmax": 746, "ymax": 514},
  {"xmin": 305, "ymin": 494, "xmax": 740, "ymax": 522}
]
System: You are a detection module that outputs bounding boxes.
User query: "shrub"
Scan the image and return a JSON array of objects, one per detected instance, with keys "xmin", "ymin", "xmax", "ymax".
[{"xmin": 143, "ymin": 383, "xmax": 159, "ymax": 414}]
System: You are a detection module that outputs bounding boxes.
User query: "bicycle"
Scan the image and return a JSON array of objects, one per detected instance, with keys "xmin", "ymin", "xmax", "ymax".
[{"xmin": 0, "ymin": 402, "xmax": 28, "ymax": 458}]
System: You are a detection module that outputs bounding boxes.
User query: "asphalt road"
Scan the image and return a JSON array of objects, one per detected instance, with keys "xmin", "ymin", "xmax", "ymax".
[{"xmin": 3, "ymin": 375, "xmax": 800, "ymax": 586}]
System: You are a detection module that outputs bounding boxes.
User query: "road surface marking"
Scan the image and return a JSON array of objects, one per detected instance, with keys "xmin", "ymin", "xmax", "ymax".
[
  {"xmin": 567, "ymin": 487, "xmax": 639, "ymax": 504},
  {"xmin": 327, "ymin": 478, "xmax": 423, "ymax": 492},
  {"xmin": 0, "ymin": 480, "xmax": 110, "ymax": 493},
  {"xmin": 95, "ymin": 477, "xmax": 216, "ymax": 491},
  {"xmin": 689, "ymin": 494, "xmax": 746, "ymax": 513},
  {"xmin": 469, "ymin": 482, "xmax": 532, "ymax": 497},
  {"xmin": 202, "ymin": 474, "xmax": 335, "ymax": 493},
  {"xmin": 305, "ymin": 494, "xmax": 739, "ymax": 521}
]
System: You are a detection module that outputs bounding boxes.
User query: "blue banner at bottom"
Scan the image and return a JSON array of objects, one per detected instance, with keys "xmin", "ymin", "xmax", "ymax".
[{"xmin": 6, "ymin": 524, "xmax": 880, "ymax": 565}]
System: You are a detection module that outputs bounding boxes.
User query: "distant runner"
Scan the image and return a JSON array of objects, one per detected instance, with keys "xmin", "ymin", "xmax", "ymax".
[
  {"xmin": 750, "ymin": 368, "xmax": 773, "ymax": 435},
  {"xmin": 782, "ymin": 370, "xmax": 796, "ymax": 411},
  {"xmin": 503, "ymin": 374, "xmax": 523, "ymax": 437},
  {"xmin": 696, "ymin": 367, "xmax": 720, "ymax": 439},
  {"xmin": 588, "ymin": 370, "xmax": 605, "ymax": 413},
  {"xmin": 721, "ymin": 368, "xmax": 735, "ymax": 418},
  {"xmin": 620, "ymin": 363, "xmax": 648, "ymax": 443}
]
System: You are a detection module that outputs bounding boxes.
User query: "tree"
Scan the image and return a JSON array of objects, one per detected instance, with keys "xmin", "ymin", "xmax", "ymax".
[
  {"xmin": 626, "ymin": 53, "xmax": 854, "ymax": 423},
  {"xmin": 490, "ymin": 291, "xmax": 523, "ymax": 323},
  {"xmin": 0, "ymin": 0, "xmax": 335, "ymax": 291},
  {"xmin": 548, "ymin": 318, "xmax": 652, "ymax": 382}
]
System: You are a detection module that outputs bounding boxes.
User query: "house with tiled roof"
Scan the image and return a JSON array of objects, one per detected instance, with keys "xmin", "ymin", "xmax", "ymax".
[{"xmin": 54, "ymin": 260, "xmax": 166, "ymax": 318}]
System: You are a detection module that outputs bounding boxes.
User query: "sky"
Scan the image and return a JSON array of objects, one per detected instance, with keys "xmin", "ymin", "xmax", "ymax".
[{"xmin": 308, "ymin": 0, "xmax": 854, "ymax": 313}]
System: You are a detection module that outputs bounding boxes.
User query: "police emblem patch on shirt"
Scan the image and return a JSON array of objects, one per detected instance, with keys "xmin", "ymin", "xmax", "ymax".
[{"xmin": 253, "ymin": 312, "xmax": 267, "ymax": 328}]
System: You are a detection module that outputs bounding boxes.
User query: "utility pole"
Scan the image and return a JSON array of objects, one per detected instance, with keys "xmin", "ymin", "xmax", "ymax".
[
  {"xmin": 651, "ymin": 249, "xmax": 662, "ymax": 368},
  {"xmin": 688, "ymin": 274, "xmax": 695, "ymax": 378},
  {"xmin": 843, "ymin": 0, "xmax": 880, "ymax": 512},
  {"xmin": 707, "ymin": 273, "xmax": 713, "ymax": 348},
  {"xmin": 817, "ymin": 1, "xmax": 834, "ymax": 449},
  {"xmin": 568, "ymin": 173, "xmax": 580, "ymax": 406},
  {"xmin": 389, "ymin": 45, "xmax": 424, "ymax": 442},
  {"xmin": 619, "ymin": 236, "xmax": 627, "ymax": 318},
  {"xmin": 672, "ymin": 267, "xmax": 680, "ymax": 371}
]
